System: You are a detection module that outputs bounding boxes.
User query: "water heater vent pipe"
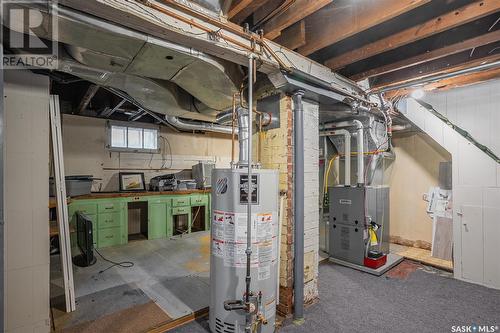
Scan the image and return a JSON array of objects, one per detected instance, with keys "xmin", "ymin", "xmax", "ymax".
[{"xmin": 236, "ymin": 107, "xmax": 250, "ymax": 167}]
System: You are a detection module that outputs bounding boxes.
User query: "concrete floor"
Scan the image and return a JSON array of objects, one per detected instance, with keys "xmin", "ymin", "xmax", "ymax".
[{"xmin": 51, "ymin": 231, "xmax": 211, "ymax": 322}]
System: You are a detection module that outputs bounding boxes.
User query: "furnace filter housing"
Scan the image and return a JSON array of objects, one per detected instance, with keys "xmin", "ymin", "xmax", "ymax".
[{"xmin": 210, "ymin": 168, "xmax": 279, "ymax": 333}]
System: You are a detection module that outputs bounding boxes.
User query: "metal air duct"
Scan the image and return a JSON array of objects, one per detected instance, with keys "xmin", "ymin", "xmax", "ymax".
[{"xmin": 164, "ymin": 115, "xmax": 237, "ymax": 135}]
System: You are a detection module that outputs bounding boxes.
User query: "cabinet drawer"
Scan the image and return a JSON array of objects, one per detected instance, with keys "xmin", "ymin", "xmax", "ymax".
[
  {"xmin": 172, "ymin": 197, "xmax": 190, "ymax": 207},
  {"xmin": 98, "ymin": 227, "xmax": 122, "ymax": 248},
  {"xmin": 149, "ymin": 197, "xmax": 171, "ymax": 204},
  {"xmin": 98, "ymin": 212, "xmax": 121, "ymax": 229},
  {"xmin": 98, "ymin": 201, "xmax": 122, "ymax": 213},
  {"xmin": 71, "ymin": 203, "xmax": 97, "ymax": 216},
  {"xmin": 191, "ymin": 195, "xmax": 208, "ymax": 206},
  {"xmin": 172, "ymin": 206, "xmax": 190, "ymax": 215}
]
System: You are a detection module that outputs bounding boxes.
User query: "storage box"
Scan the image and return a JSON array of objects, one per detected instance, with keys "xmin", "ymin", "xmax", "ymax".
[{"xmin": 49, "ymin": 176, "xmax": 93, "ymax": 197}]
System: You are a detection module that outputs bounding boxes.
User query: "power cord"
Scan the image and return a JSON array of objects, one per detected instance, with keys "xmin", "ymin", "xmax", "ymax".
[{"xmin": 94, "ymin": 248, "xmax": 134, "ymax": 274}]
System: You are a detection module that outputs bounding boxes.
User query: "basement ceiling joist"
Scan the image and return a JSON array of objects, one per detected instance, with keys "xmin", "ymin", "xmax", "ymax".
[
  {"xmin": 325, "ymin": 0, "xmax": 500, "ymax": 70},
  {"xmin": 297, "ymin": 0, "xmax": 431, "ymax": 57},
  {"xmin": 384, "ymin": 66, "xmax": 500, "ymax": 98},
  {"xmin": 274, "ymin": 20, "xmax": 306, "ymax": 50},
  {"xmin": 351, "ymin": 29, "xmax": 500, "ymax": 81},
  {"xmin": 262, "ymin": 0, "xmax": 332, "ymax": 40},
  {"xmin": 228, "ymin": 0, "xmax": 273, "ymax": 24},
  {"xmin": 370, "ymin": 41, "xmax": 500, "ymax": 90}
]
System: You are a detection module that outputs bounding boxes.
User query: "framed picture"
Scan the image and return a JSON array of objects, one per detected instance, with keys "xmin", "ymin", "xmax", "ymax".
[{"xmin": 119, "ymin": 172, "xmax": 146, "ymax": 192}]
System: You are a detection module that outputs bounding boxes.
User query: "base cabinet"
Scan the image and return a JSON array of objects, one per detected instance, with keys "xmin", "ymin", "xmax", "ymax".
[{"xmin": 67, "ymin": 193, "xmax": 210, "ymax": 252}]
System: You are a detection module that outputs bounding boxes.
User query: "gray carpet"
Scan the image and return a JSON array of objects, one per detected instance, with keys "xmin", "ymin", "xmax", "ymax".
[{"xmin": 169, "ymin": 261, "xmax": 500, "ymax": 333}]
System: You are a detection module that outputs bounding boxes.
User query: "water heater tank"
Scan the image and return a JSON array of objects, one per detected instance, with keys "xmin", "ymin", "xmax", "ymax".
[{"xmin": 210, "ymin": 168, "xmax": 279, "ymax": 333}]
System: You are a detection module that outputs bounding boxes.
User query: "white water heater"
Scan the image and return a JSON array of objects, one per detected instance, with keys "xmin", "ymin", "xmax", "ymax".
[{"xmin": 210, "ymin": 167, "xmax": 279, "ymax": 333}]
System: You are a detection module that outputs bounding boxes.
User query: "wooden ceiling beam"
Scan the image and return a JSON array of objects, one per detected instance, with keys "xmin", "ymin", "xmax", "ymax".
[
  {"xmin": 253, "ymin": 0, "xmax": 284, "ymax": 25},
  {"xmin": 298, "ymin": 0, "xmax": 431, "ymax": 57},
  {"xmin": 262, "ymin": 0, "xmax": 332, "ymax": 40},
  {"xmin": 227, "ymin": 0, "xmax": 253, "ymax": 19},
  {"xmin": 351, "ymin": 29, "xmax": 500, "ymax": 81},
  {"xmin": 384, "ymin": 67, "xmax": 500, "ymax": 99},
  {"xmin": 274, "ymin": 20, "xmax": 306, "ymax": 50},
  {"xmin": 371, "ymin": 53, "xmax": 500, "ymax": 92},
  {"xmin": 230, "ymin": 0, "xmax": 273, "ymax": 24},
  {"xmin": 325, "ymin": 0, "xmax": 500, "ymax": 70}
]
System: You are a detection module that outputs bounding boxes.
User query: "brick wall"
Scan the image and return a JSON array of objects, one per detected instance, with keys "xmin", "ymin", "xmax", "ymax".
[
  {"xmin": 301, "ymin": 99, "xmax": 320, "ymax": 303},
  {"xmin": 254, "ymin": 94, "xmax": 319, "ymax": 315}
]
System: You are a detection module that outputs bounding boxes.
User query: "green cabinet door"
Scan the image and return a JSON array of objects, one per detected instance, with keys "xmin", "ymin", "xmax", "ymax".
[{"xmin": 148, "ymin": 202, "xmax": 167, "ymax": 240}]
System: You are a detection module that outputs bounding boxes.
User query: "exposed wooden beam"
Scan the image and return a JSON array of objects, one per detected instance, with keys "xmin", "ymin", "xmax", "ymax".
[
  {"xmin": 221, "ymin": 0, "xmax": 233, "ymax": 16},
  {"xmin": 274, "ymin": 20, "xmax": 306, "ymax": 50},
  {"xmin": 253, "ymin": 0, "xmax": 284, "ymax": 25},
  {"xmin": 230, "ymin": 0, "xmax": 272, "ymax": 24},
  {"xmin": 351, "ymin": 29, "xmax": 500, "ymax": 81},
  {"xmin": 227, "ymin": 0, "xmax": 253, "ymax": 19},
  {"xmin": 262, "ymin": 0, "xmax": 332, "ymax": 40},
  {"xmin": 325, "ymin": 0, "xmax": 500, "ymax": 70},
  {"xmin": 76, "ymin": 84, "xmax": 99, "ymax": 114},
  {"xmin": 372, "ymin": 53, "xmax": 500, "ymax": 91},
  {"xmin": 384, "ymin": 67, "xmax": 500, "ymax": 99},
  {"xmin": 298, "ymin": 0, "xmax": 431, "ymax": 56}
]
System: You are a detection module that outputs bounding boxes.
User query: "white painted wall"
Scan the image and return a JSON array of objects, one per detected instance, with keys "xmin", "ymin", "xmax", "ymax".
[
  {"xmin": 4, "ymin": 71, "xmax": 50, "ymax": 332},
  {"xmin": 401, "ymin": 81, "xmax": 500, "ymax": 289},
  {"xmin": 61, "ymin": 114, "xmax": 235, "ymax": 191},
  {"xmin": 389, "ymin": 133, "xmax": 451, "ymax": 244},
  {"xmin": 301, "ymin": 99, "xmax": 319, "ymax": 302}
]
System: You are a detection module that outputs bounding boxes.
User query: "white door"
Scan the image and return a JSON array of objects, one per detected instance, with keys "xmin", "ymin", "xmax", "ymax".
[
  {"xmin": 460, "ymin": 205, "xmax": 483, "ymax": 283},
  {"xmin": 483, "ymin": 207, "xmax": 500, "ymax": 289}
]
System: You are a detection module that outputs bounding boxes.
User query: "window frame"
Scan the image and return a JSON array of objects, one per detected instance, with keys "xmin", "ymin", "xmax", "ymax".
[{"xmin": 106, "ymin": 120, "xmax": 160, "ymax": 153}]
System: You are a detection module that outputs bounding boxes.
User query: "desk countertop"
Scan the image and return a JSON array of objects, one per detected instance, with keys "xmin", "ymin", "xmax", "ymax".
[{"xmin": 70, "ymin": 189, "xmax": 211, "ymax": 201}]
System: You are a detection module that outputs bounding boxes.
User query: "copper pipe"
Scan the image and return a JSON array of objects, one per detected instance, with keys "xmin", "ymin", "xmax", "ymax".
[{"xmin": 140, "ymin": 0, "xmax": 259, "ymax": 53}]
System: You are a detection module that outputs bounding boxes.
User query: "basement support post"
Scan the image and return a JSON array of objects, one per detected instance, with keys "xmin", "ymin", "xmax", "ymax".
[
  {"xmin": 293, "ymin": 90, "xmax": 305, "ymax": 324},
  {"xmin": 0, "ymin": 44, "xmax": 4, "ymax": 332}
]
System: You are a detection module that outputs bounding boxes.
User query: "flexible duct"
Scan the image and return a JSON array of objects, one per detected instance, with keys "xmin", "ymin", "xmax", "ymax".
[{"xmin": 165, "ymin": 115, "xmax": 237, "ymax": 135}]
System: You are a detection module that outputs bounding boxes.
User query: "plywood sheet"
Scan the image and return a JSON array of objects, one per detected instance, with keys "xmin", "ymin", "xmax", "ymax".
[{"xmin": 432, "ymin": 217, "xmax": 453, "ymax": 261}]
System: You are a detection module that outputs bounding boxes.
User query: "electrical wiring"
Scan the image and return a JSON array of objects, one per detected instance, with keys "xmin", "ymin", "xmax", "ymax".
[
  {"xmin": 94, "ymin": 248, "xmax": 134, "ymax": 274},
  {"xmin": 159, "ymin": 135, "xmax": 173, "ymax": 169}
]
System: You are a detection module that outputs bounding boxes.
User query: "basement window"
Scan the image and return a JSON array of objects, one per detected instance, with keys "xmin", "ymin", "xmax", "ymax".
[{"xmin": 107, "ymin": 121, "xmax": 159, "ymax": 153}]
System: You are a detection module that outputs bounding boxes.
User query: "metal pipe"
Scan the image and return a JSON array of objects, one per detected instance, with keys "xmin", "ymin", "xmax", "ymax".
[
  {"xmin": 244, "ymin": 54, "xmax": 254, "ymax": 333},
  {"xmin": 237, "ymin": 107, "xmax": 250, "ymax": 166},
  {"xmin": 372, "ymin": 59, "xmax": 500, "ymax": 93},
  {"xmin": 292, "ymin": 90, "xmax": 305, "ymax": 323},
  {"xmin": 231, "ymin": 94, "xmax": 237, "ymax": 165},
  {"xmin": 320, "ymin": 119, "xmax": 364, "ymax": 185},
  {"xmin": 216, "ymin": 109, "xmax": 234, "ymax": 125},
  {"xmin": 165, "ymin": 115, "xmax": 237, "ymax": 135},
  {"xmin": 353, "ymin": 120, "xmax": 364, "ymax": 186},
  {"xmin": 328, "ymin": 129, "xmax": 351, "ymax": 186}
]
